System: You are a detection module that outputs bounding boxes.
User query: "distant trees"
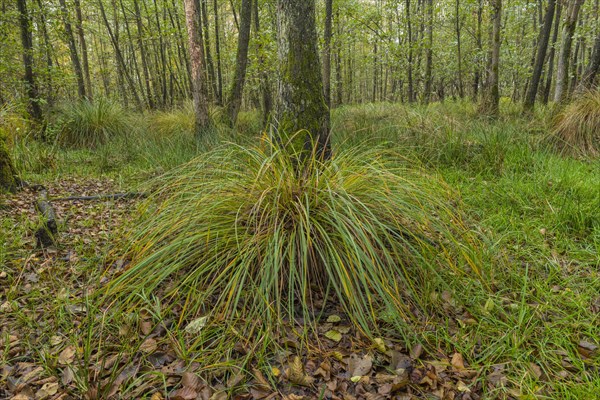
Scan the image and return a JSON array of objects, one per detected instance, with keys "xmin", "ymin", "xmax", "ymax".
[{"xmin": 3, "ymin": 0, "xmax": 600, "ymax": 119}]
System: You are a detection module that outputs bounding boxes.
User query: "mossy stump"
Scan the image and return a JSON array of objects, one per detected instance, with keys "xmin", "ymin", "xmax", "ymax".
[{"xmin": 0, "ymin": 131, "xmax": 18, "ymax": 192}]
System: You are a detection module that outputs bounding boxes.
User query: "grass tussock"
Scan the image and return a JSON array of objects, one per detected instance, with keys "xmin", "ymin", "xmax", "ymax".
[
  {"xmin": 104, "ymin": 140, "xmax": 487, "ymax": 343},
  {"xmin": 56, "ymin": 98, "xmax": 134, "ymax": 149},
  {"xmin": 551, "ymin": 90, "xmax": 600, "ymax": 157}
]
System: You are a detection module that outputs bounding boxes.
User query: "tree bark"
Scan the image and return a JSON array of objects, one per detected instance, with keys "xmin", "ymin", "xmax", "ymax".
[
  {"xmin": 276, "ymin": 0, "xmax": 330, "ymax": 160},
  {"xmin": 133, "ymin": 0, "xmax": 154, "ymax": 108},
  {"xmin": 554, "ymin": 0, "xmax": 585, "ymax": 103},
  {"xmin": 577, "ymin": 31, "xmax": 600, "ymax": 90},
  {"xmin": 455, "ymin": 0, "xmax": 464, "ymax": 98},
  {"xmin": 226, "ymin": 0, "xmax": 252, "ymax": 126},
  {"xmin": 482, "ymin": 0, "xmax": 502, "ymax": 115},
  {"xmin": 423, "ymin": 0, "xmax": 433, "ymax": 104},
  {"xmin": 58, "ymin": 0, "xmax": 86, "ymax": 99},
  {"xmin": 74, "ymin": 0, "xmax": 93, "ymax": 99},
  {"xmin": 0, "ymin": 136, "xmax": 18, "ymax": 192},
  {"xmin": 523, "ymin": 0, "xmax": 556, "ymax": 111},
  {"xmin": 253, "ymin": 0, "xmax": 273, "ymax": 126},
  {"xmin": 543, "ymin": 0, "xmax": 562, "ymax": 104},
  {"xmin": 200, "ymin": 0, "xmax": 219, "ymax": 104},
  {"xmin": 98, "ymin": 0, "xmax": 142, "ymax": 108},
  {"xmin": 323, "ymin": 0, "xmax": 333, "ymax": 108},
  {"xmin": 17, "ymin": 0, "xmax": 43, "ymax": 122},
  {"xmin": 184, "ymin": 0, "xmax": 212, "ymax": 137},
  {"xmin": 406, "ymin": 0, "xmax": 415, "ymax": 103},
  {"xmin": 213, "ymin": 0, "xmax": 224, "ymax": 105}
]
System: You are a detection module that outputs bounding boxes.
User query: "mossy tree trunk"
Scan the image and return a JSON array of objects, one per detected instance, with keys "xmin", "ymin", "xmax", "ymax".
[
  {"xmin": 0, "ymin": 138, "xmax": 18, "ymax": 192},
  {"xmin": 276, "ymin": 0, "xmax": 330, "ymax": 160}
]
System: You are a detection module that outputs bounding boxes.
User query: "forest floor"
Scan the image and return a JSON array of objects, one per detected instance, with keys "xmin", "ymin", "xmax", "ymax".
[{"xmin": 1, "ymin": 102, "xmax": 599, "ymax": 400}]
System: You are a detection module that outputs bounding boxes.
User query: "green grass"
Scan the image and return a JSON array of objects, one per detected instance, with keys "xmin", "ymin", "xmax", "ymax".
[{"xmin": 1, "ymin": 100, "xmax": 598, "ymax": 398}]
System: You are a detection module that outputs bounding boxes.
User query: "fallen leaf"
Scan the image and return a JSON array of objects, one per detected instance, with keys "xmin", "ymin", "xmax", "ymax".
[
  {"xmin": 451, "ymin": 353, "xmax": 465, "ymax": 370},
  {"xmin": 456, "ymin": 380, "xmax": 471, "ymax": 392},
  {"xmin": 185, "ymin": 316, "xmax": 208, "ymax": 335},
  {"xmin": 324, "ymin": 330, "xmax": 342, "ymax": 342},
  {"xmin": 326, "ymin": 315, "xmax": 342, "ymax": 323},
  {"xmin": 140, "ymin": 338, "xmax": 157, "ymax": 353},
  {"xmin": 287, "ymin": 356, "xmax": 314, "ymax": 387},
  {"xmin": 347, "ymin": 354, "xmax": 373, "ymax": 377},
  {"xmin": 58, "ymin": 345, "xmax": 76, "ymax": 365}
]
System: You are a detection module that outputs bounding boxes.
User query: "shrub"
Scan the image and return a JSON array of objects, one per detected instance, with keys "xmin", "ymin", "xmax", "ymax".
[
  {"xmin": 551, "ymin": 90, "xmax": 600, "ymax": 157},
  {"xmin": 56, "ymin": 98, "xmax": 133, "ymax": 148},
  {"xmin": 104, "ymin": 141, "xmax": 487, "ymax": 343}
]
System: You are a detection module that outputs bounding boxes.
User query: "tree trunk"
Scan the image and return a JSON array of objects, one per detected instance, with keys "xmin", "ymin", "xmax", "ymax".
[
  {"xmin": 213, "ymin": 0, "xmax": 224, "ymax": 105},
  {"xmin": 473, "ymin": 0, "xmax": 483, "ymax": 100},
  {"xmin": 226, "ymin": 0, "xmax": 252, "ymax": 126},
  {"xmin": 0, "ymin": 136, "xmax": 18, "ymax": 192},
  {"xmin": 276, "ymin": 0, "xmax": 330, "ymax": 159},
  {"xmin": 577, "ymin": 31, "xmax": 600, "ymax": 90},
  {"xmin": 184, "ymin": 0, "xmax": 212, "ymax": 137},
  {"xmin": 74, "ymin": 0, "xmax": 93, "ymax": 99},
  {"xmin": 524, "ymin": 0, "xmax": 556, "ymax": 111},
  {"xmin": 482, "ymin": 0, "xmax": 502, "ymax": 115},
  {"xmin": 17, "ymin": 0, "xmax": 42, "ymax": 122},
  {"xmin": 98, "ymin": 0, "xmax": 142, "ymax": 108},
  {"xmin": 554, "ymin": 0, "xmax": 585, "ymax": 103},
  {"xmin": 253, "ymin": 0, "xmax": 273, "ymax": 126},
  {"xmin": 200, "ymin": 0, "xmax": 219, "ymax": 103},
  {"xmin": 455, "ymin": 0, "xmax": 464, "ymax": 98},
  {"xmin": 543, "ymin": 0, "xmax": 562, "ymax": 104},
  {"xmin": 423, "ymin": 0, "xmax": 433, "ymax": 104},
  {"xmin": 406, "ymin": 0, "xmax": 415, "ymax": 103},
  {"xmin": 323, "ymin": 0, "xmax": 333, "ymax": 108},
  {"xmin": 58, "ymin": 0, "xmax": 86, "ymax": 99},
  {"xmin": 133, "ymin": 0, "xmax": 154, "ymax": 108}
]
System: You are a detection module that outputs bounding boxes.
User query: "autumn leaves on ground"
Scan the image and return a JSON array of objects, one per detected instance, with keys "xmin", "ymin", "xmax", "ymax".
[{"xmin": 1, "ymin": 101, "xmax": 599, "ymax": 400}]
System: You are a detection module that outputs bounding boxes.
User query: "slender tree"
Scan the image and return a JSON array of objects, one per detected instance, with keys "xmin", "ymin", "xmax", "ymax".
[
  {"xmin": 226, "ymin": 0, "xmax": 252, "ymax": 126},
  {"xmin": 524, "ymin": 0, "xmax": 556, "ymax": 111},
  {"xmin": 423, "ymin": 0, "xmax": 433, "ymax": 104},
  {"xmin": 58, "ymin": 0, "xmax": 86, "ymax": 99},
  {"xmin": 577, "ymin": 30, "xmax": 600, "ymax": 91},
  {"xmin": 184, "ymin": 0, "xmax": 212, "ymax": 136},
  {"xmin": 17, "ymin": 0, "xmax": 42, "ymax": 121},
  {"xmin": 554, "ymin": 0, "xmax": 585, "ymax": 103},
  {"xmin": 323, "ymin": 0, "xmax": 333, "ymax": 108},
  {"xmin": 276, "ymin": 0, "xmax": 330, "ymax": 159},
  {"xmin": 74, "ymin": 0, "xmax": 92, "ymax": 99},
  {"xmin": 482, "ymin": 0, "xmax": 502, "ymax": 115}
]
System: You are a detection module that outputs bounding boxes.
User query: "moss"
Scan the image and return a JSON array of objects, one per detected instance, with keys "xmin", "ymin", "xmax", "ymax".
[{"xmin": 0, "ymin": 129, "xmax": 17, "ymax": 192}]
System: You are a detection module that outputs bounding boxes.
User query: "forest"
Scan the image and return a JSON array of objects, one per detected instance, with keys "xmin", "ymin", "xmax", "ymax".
[{"xmin": 0, "ymin": 0, "xmax": 599, "ymax": 398}]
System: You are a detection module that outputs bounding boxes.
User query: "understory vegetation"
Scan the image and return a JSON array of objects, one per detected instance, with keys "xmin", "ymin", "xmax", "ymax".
[{"xmin": 1, "ymin": 101, "xmax": 598, "ymax": 399}]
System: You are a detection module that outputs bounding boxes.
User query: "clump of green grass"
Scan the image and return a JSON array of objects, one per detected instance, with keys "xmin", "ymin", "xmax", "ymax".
[
  {"xmin": 147, "ymin": 101, "xmax": 196, "ymax": 137},
  {"xmin": 56, "ymin": 98, "xmax": 133, "ymax": 149},
  {"xmin": 551, "ymin": 90, "xmax": 600, "ymax": 157},
  {"xmin": 104, "ymin": 139, "xmax": 488, "ymax": 348}
]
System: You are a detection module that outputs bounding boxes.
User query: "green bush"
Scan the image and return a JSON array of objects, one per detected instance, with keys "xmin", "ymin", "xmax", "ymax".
[
  {"xmin": 104, "ymin": 140, "xmax": 488, "ymax": 343},
  {"xmin": 56, "ymin": 98, "xmax": 133, "ymax": 148}
]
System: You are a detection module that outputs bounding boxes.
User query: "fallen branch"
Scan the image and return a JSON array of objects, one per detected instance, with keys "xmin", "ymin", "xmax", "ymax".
[
  {"xmin": 34, "ymin": 189, "xmax": 58, "ymax": 248},
  {"xmin": 50, "ymin": 192, "xmax": 146, "ymax": 202}
]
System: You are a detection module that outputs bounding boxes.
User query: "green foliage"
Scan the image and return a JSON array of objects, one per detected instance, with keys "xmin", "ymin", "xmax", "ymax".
[
  {"xmin": 104, "ymin": 140, "xmax": 487, "ymax": 342},
  {"xmin": 551, "ymin": 90, "xmax": 600, "ymax": 157},
  {"xmin": 55, "ymin": 98, "xmax": 134, "ymax": 149}
]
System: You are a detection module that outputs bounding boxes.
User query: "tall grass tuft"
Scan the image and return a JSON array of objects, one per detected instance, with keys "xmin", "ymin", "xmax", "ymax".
[
  {"xmin": 104, "ymin": 140, "xmax": 488, "ymax": 345},
  {"xmin": 551, "ymin": 90, "xmax": 600, "ymax": 157},
  {"xmin": 56, "ymin": 98, "xmax": 133, "ymax": 148}
]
